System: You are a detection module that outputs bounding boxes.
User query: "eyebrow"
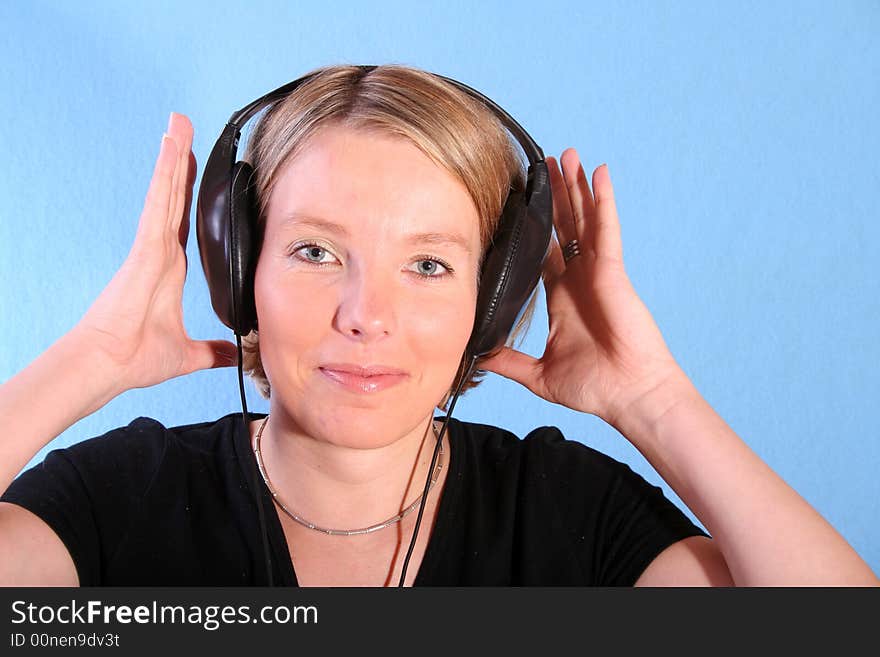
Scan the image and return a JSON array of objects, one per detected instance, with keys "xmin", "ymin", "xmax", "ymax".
[{"xmin": 279, "ymin": 213, "xmax": 474, "ymax": 255}]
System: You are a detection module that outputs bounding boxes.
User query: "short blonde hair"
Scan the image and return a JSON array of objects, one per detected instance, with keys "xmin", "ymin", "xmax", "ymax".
[{"xmin": 240, "ymin": 64, "xmax": 538, "ymax": 411}]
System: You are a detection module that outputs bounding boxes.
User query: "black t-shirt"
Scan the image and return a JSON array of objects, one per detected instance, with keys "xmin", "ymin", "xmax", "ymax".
[{"xmin": 1, "ymin": 412, "xmax": 708, "ymax": 586}]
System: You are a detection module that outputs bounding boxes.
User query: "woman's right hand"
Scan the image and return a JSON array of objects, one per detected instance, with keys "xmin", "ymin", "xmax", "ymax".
[{"xmin": 74, "ymin": 113, "xmax": 239, "ymax": 391}]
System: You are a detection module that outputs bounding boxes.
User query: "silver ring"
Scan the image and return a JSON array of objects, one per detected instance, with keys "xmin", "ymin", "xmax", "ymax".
[{"xmin": 562, "ymin": 239, "xmax": 581, "ymax": 263}]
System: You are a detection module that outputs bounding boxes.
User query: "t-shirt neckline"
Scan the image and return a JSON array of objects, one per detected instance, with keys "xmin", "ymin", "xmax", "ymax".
[{"xmin": 229, "ymin": 411, "xmax": 461, "ymax": 587}]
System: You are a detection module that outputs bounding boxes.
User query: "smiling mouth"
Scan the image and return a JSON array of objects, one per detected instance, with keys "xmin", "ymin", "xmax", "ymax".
[{"xmin": 318, "ymin": 367, "xmax": 409, "ymax": 394}]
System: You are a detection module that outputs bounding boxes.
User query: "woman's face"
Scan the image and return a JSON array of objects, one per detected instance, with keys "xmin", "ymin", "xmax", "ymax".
[{"xmin": 254, "ymin": 125, "xmax": 482, "ymax": 449}]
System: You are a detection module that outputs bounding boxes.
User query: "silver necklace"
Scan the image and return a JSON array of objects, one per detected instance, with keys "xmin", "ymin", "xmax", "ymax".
[{"xmin": 252, "ymin": 415, "xmax": 444, "ymax": 536}]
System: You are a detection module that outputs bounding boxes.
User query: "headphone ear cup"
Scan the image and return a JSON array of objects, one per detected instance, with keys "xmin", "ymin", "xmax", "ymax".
[
  {"xmin": 229, "ymin": 161, "xmax": 259, "ymax": 334},
  {"xmin": 196, "ymin": 126, "xmax": 259, "ymax": 335},
  {"xmin": 467, "ymin": 163, "xmax": 552, "ymax": 358}
]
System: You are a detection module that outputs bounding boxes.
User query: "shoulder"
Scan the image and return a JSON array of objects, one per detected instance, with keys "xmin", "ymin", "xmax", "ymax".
[
  {"xmin": 449, "ymin": 417, "xmax": 638, "ymax": 485},
  {"xmin": 0, "ymin": 412, "xmax": 258, "ymax": 586},
  {"xmin": 447, "ymin": 417, "xmax": 690, "ymax": 529},
  {"xmin": 2, "ymin": 412, "xmax": 253, "ymax": 540},
  {"xmin": 14, "ymin": 412, "xmax": 252, "ymax": 499},
  {"xmin": 58, "ymin": 412, "xmax": 242, "ymax": 468},
  {"xmin": 438, "ymin": 418, "xmax": 707, "ymax": 585}
]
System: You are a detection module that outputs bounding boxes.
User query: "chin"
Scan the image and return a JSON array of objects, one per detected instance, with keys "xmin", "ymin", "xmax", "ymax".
[{"xmin": 307, "ymin": 398, "xmax": 433, "ymax": 449}]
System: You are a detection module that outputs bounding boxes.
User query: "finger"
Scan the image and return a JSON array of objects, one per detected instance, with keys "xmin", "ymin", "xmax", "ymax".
[
  {"xmin": 167, "ymin": 113, "xmax": 193, "ymax": 234},
  {"xmin": 165, "ymin": 113, "xmax": 189, "ymax": 231},
  {"xmin": 175, "ymin": 116, "xmax": 194, "ymax": 232},
  {"xmin": 184, "ymin": 339, "xmax": 240, "ymax": 374},
  {"xmin": 592, "ymin": 164, "xmax": 624, "ymax": 262},
  {"xmin": 546, "ymin": 156, "xmax": 576, "ymax": 248},
  {"xmin": 478, "ymin": 346, "xmax": 543, "ymax": 396},
  {"xmin": 178, "ymin": 151, "xmax": 197, "ymax": 252},
  {"xmin": 165, "ymin": 128, "xmax": 182, "ymax": 229},
  {"xmin": 560, "ymin": 147, "xmax": 595, "ymax": 207},
  {"xmin": 560, "ymin": 148, "xmax": 596, "ymax": 257},
  {"xmin": 136, "ymin": 134, "xmax": 178, "ymax": 243}
]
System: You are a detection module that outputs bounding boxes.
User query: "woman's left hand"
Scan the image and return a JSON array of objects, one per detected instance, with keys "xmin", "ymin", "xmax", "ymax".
[{"xmin": 479, "ymin": 150, "xmax": 686, "ymax": 425}]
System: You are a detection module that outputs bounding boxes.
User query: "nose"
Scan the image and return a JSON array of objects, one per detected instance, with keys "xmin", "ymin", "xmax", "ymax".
[{"xmin": 333, "ymin": 263, "xmax": 398, "ymax": 342}]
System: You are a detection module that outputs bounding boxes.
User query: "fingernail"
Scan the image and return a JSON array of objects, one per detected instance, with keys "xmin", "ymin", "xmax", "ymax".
[
  {"xmin": 161, "ymin": 133, "xmax": 178, "ymax": 156},
  {"xmin": 168, "ymin": 112, "xmax": 176, "ymax": 131}
]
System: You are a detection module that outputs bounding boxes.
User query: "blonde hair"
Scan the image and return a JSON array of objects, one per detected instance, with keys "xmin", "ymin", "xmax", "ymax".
[{"xmin": 240, "ymin": 64, "xmax": 538, "ymax": 410}]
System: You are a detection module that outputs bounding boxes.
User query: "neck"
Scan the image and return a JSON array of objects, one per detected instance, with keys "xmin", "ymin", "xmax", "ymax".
[{"xmin": 250, "ymin": 405, "xmax": 447, "ymax": 533}]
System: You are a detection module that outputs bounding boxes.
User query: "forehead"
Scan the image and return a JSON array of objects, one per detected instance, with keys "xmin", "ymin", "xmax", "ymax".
[{"xmin": 263, "ymin": 126, "xmax": 482, "ymax": 249}]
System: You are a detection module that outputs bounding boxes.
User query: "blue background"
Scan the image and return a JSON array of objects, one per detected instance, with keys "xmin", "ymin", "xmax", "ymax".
[{"xmin": 1, "ymin": 1, "xmax": 877, "ymax": 576}]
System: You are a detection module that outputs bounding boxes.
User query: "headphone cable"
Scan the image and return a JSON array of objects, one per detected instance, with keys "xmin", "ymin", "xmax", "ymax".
[
  {"xmin": 238, "ymin": 343, "xmax": 476, "ymax": 588},
  {"xmin": 398, "ymin": 354, "xmax": 478, "ymax": 587},
  {"xmin": 236, "ymin": 333, "xmax": 274, "ymax": 586}
]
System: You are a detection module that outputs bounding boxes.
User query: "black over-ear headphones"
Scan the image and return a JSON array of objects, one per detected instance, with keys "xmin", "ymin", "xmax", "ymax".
[
  {"xmin": 195, "ymin": 65, "xmax": 553, "ymax": 586},
  {"xmin": 196, "ymin": 64, "xmax": 552, "ymax": 358}
]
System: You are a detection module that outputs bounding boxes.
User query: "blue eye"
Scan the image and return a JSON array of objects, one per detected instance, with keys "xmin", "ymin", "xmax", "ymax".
[
  {"xmin": 410, "ymin": 258, "xmax": 451, "ymax": 278},
  {"xmin": 289, "ymin": 242, "xmax": 453, "ymax": 281},
  {"xmin": 292, "ymin": 243, "xmax": 338, "ymax": 265}
]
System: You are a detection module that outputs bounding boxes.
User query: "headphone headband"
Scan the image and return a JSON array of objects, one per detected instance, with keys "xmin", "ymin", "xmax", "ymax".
[
  {"xmin": 196, "ymin": 64, "xmax": 553, "ymax": 360},
  {"xmin": 223, "ymin": 65, "xmax": 544, "ymax": 164}
]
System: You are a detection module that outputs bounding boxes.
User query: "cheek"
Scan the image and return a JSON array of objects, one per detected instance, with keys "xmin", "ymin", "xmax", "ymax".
[
  {"xmin": 408, "ymin": 302, "xmax": 473, "ymax": 355},
  {"xmin": 254, "ymin": 262, "xmax": 476, "ymax": 382},
  {"xmin": 253, "ymin": 272, "xmax": 336, "ymax": 377},
  {"xmin": 406, "ymin": 291, "xmax": 477, "ymax": 393}
]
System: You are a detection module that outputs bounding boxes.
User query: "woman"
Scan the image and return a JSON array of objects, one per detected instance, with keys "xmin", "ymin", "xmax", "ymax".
[{"xmin": 0, "ymin": 65, "xmax": 876, "ymax": 586}]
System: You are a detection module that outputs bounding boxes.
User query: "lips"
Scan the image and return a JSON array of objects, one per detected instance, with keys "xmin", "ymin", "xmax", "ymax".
[
  {"xmin": 319, "ymin": 363, "xmax": 409, "ymax": 394},
  {"xmin": 320, "ymin": 363, "xmax": 408, "ymax": 377}
]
